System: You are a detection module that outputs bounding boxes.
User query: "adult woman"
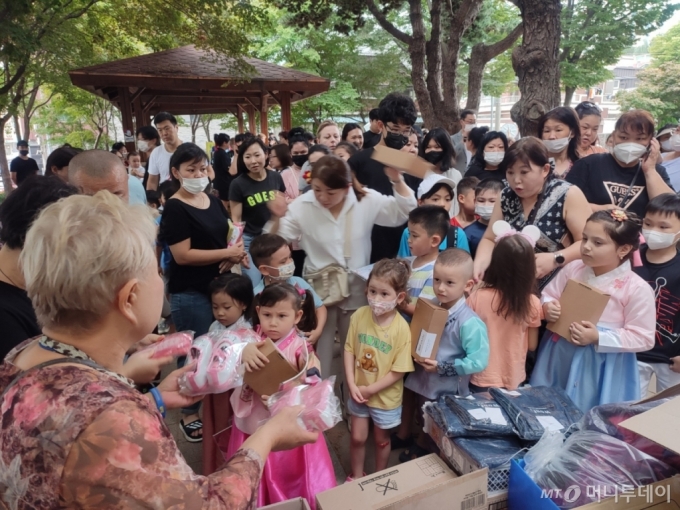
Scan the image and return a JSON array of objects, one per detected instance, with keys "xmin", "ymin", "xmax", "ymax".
[
  {"xmin": 229, "ymin": 137, "xmax": 286, "ymax": 284},
  {"xmin": 464, "ymin": 126, "xmax": 490, "ymax": 170},
  {"xmin": 464, "ymin": 131, "xmax": 509, "ymax": 181},
  {"xmin": 0, "ymin": 176, "xmax": 77, "ymax": 358},
  {"xmin": 44, "ymin": 145, "xmax": 80, "ymax": 182},
  {"xmin": 0, "ymin": 191, "xmax": 317, "ymax": 507},
  {"xmin": 317, "ymin": 120, "xmax": 341, "ymax": 150},
  {"xmin": 334, "ymin": 141, "xmax": 358, "ymax": 161},
  {"xmin": 474, "ymin": 137, "xmax": 591, "ymax": 290},
  {"xmin": 537, "ymin": 106, "xmax": 581, "ymax": 178},
  {"xmin": 266, "ymin": 156, "xmax": 417, "ymax": 378},
  {"xmin": 269, "ymin": 143, "xmax": 292, "ymax": 172},
  {"xmin": 403, "ymin": 130, "xmax": 420, "ymax": 155},
  {"xmin": 567, "ymin": 109, "xmax": 674, "ymax": 218},
  {"xmin": 160, "ymin": 143, "xmax": 246, "ymax": 440},
  {"xmin": 575, "ymin": 101, "xmax": 607, "ymax": 158},
  {"xmin": 341, "ymin": 122, "xmax": 364, "ymax": 149},
  {"xmin": 656, "ymin": 124, "xmax": 680, "ymax": 191}
]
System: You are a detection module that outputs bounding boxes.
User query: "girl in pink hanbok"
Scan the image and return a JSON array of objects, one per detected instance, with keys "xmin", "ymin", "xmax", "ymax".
[
  {"xmin": 531, "ymin": 209, "xmax": 656, "ymax": 412},
  {"xmin": 226, "ymin": 282, "xmax": 336, "ymax": 508}
]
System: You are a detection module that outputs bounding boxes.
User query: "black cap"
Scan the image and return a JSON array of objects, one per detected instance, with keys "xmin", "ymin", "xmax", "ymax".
[{"xmin": 17, "ymin": 140, "xmax": 28, "ymax": 147}]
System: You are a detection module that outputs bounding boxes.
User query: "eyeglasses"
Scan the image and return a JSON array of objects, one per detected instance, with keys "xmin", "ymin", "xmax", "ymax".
[{"xmin": 385, "ymin": 123, "xmax": 413, "ymax": 137}]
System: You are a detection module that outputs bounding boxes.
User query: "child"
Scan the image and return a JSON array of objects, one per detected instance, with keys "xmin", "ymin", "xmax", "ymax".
[
  {"xmin": 344, "ymin": 259, "xmax": 415, "ymax": 480},
  {"xmin": 397, "ymin": 174, "xmax": 469, "ymax": 257},
  {"xmin": 530, "ymin": 209, "xmax": 656, "ymax": 412},
  {"xmin": 467, "ymin": 233, "xmax": 542, "ymax": 391},
  {"xmin": 250, "ymin": 233, "xmax": 327, "ymax": 345},
  {"xmin": 127, "ymin": 151, "xmax": 145, "ymax": 180},
  {"xmin": 401, "ymin": 249, "xmax": 489, "ymax": 459},
  {"xmin": 227, "ymin": 283, "xmax": 336, "ymax": 508},
  {"xmin": 202, "ymin": 273, "xmax": 254, "ymax": 474},
  {"xmin": 636, "ymin": 194, "xmax": 680, "ymax": 394},
  {"xmin": 465, "ymin": 179, "xmax": 503, "ymax": 258},
  {"xmin": 146, "ymin": 190, "xmax": 161, "ymax": 213},
  {"xmin": 454, "ymin": 176, "xmax": 480, "ymax": 228}
]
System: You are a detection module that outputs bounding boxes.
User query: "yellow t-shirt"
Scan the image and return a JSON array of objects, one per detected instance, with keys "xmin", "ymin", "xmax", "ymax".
[{"xmin": 344, "ymin": 306, "xmax": 415, "ymax": 410}]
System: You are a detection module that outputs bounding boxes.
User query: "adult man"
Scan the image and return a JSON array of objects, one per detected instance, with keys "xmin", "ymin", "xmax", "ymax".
[
  {"xmin": 10, "ymin": 140, "xmax": 39, "ymax": 186},
  {"xmin": 451, "ymin": 109, "xmax": 477, "ymax": 172},
  {"xmin": 362, "ymin": 108, "xmax": 383, "ymax": 150},
  {"xmin": 146, "ymin": 112, "xmax": 182, "ymax": 191},
  {"xmin": 212, "ymin": 133, "xmax": 233, "ymax": 208},
  {"xmin": 348, "ymin": 92, "xmax": 418, "ymax": 262}
]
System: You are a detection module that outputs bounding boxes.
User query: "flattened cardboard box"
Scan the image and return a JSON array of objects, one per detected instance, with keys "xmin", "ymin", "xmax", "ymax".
[
  {"xmin": 371, "ymin": 144, "xmax": 435, "ymax": 179},
  {"xmin": 316, "ymin": 454, "xmax": 487, "ymax": 510},
  {"xmin": 410, "ymin": 298, "xmax": 448, "ymax": 363},
  {"xmin": 547, "ymin": 279, "xmax": 610, "ymax": 341},
  {"xmin": 261, "ymin": 497, "xmax": 312, "ymax": 510},
  {"xmin": 243, "ymin": 338, "xmax": 298, "ymax": 396}
]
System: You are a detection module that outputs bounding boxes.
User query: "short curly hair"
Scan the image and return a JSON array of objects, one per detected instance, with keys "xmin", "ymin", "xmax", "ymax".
[{"xmin": 377, "ymin": 93, "xmax": 417, "ymax": 127}]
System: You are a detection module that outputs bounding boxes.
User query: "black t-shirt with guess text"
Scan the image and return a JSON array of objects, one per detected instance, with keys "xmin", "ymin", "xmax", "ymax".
[
  {"xmin": 229, "ymin": 170, "xmax": 285, "ymax": 236},
  {"xmin": 566, "ymin": 153, "xmax": 673, "ymax": 218}
]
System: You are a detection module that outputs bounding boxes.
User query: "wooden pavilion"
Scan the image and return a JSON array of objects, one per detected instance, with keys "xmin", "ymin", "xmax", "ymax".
[{"xmin": 68, "ymin": 45, "xmax": 330, "ymax": 151}]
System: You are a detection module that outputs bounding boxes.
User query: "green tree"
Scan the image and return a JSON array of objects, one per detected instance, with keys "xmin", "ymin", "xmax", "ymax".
[
  {"xmin": 650, "ymin": 22, "xmax": 680, "ymax": 65},
  {"xmin": 559, "ymin": 0, "xmax": 676, "ymax": 106},
  {"xmin": 617, "ymin": 63, "xmax": 680, "ymax": 125}
]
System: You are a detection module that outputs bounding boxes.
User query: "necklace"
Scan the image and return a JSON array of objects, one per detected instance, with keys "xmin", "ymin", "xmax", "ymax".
[{"xmin": 0, "ymin": 266, "xmax": 19, "ymax": 287}]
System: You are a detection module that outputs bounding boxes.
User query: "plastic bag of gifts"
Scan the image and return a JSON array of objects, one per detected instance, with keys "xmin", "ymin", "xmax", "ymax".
[
  {"xmin": 139, "ymin": 330, "xmax": 194, "ymax": 359},
  {"xmin": 267, "ymin": 376, "xmax": 342, "ymax": 432},
  {"xmin": 228, "ymin": 220, "xmax": 245, "ymax": 247},
  {"xmin": 178, "ymin": 328, "xmax": 261, "ymax": 396}
]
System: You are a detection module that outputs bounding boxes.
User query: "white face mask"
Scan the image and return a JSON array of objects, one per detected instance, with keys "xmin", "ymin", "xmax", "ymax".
[
  {"xmin": 484, "ymin": 151, "xmax": 505, "ymax": 166},
  {"xmin": 642, "ymin": 229, "xmax": 680, "ymax": 251},
  {"xmin": 542, "ymin": 137, "xmax": 570, "ymax": 153},
  {"xmin": 661, "ymin": 134, "xmax": 680, "ymax": 152},
  {"xmin": 475, "ymin": 204, "xmax": 494, "ymax": 221},
  {"xmin": 613, "ymin": 143, "xmax": 648, "ymax": 165},
  {"xmin": 464, "ymin": 123, "xmax": 477, "ymax": 132},
  {"xmin": 181, "ymin": 176, "xmax": 209, "ymax": 194},
  {"xmin": 137, "ymin": 140, "xmax": 149, "ymax": 152},
  {"xmin": 265, "ymin": 261, "xmax": 295, "ymax": 280},
  {"xmin": 368, "ymin": 297, "xmax": 397, "ymax": 316}
]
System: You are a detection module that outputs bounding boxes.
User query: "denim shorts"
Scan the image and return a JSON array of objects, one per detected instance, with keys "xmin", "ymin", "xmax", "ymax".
[{"xmin": 347, "ymin": 398, "xmax": 401, "ymax": 430}]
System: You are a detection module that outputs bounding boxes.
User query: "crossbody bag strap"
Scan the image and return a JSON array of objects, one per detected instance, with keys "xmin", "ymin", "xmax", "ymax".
[
  {"xmin": 343, "ymin": 206, "xmax": 353, "ymax": 263},
  {"xmin": 618, "ymin": 163, "xmax": 642, "ymax": 210}
]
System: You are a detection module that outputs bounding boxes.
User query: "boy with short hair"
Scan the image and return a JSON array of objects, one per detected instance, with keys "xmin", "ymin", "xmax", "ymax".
[
  {"xmin": 454, "ymin": 176, "xmax": 480, "ymax": 228},
  {"xmin": 635, "ymin": 193, "xmax": 680, "ymax": 394},
  {"xmin": 465, "ymin": 179, "xmax": 503, "ymax": 258},
  {"xmin": 249, "ymin": 233, "xmax": 327, "ymax": 344},
  {"xmin": 397, "ymin": 174, "xmax": 469, "ymax": 257}
]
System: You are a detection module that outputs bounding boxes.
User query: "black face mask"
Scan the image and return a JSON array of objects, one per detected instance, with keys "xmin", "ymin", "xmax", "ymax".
[
  {"xmin": 19, "ymin": 150, "xmax": 29, "ymax": 156},
  {"xmin": 384, "ymin": 131, "xmax": 409, "ymax": 150},
  {"xmin": 292, "ymin": 154, "xmax": 309, "ymax": 168},
  {"xmin": 423, "ymin": 151, "xmax": 444, "ymax": 164}
]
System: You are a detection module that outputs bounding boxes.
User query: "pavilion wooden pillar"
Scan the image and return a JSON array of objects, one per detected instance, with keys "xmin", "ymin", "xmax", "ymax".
[
  {"xmin": 236, "ymin": 106, "xmax": 244, "ymax": 133},
  {"xmin": 281, "ymin": 91, "xmax": 292, "ymax": 132},
  {"xmin": 118, "ymin": 87, "xmax": 135, "ymax": 153},
  {"xmin": 133, "ymin": 95, "xmax": 144, "ymax": 135},
  {"xmin": 246, "ymin": 105, "xmax": 256, "ymax": 134},
  {"xmin": 260, "ymin": 94, "xmax": 269, "ymax": 137}
]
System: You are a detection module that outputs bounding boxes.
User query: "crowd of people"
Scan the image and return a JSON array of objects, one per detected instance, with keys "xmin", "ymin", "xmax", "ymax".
[{"xmin": 1, "ymin": 91, "xmax": 680, "ymax": 508}]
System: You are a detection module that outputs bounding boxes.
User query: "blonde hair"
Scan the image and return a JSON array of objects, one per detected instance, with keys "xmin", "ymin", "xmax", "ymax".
[
  {"xmin": 317, "ymin": 120, "xmax": 339, "ymax": 138},
  {"xmin": 20, "ymin": 191, "xmax": 157, "ymax": 331}
]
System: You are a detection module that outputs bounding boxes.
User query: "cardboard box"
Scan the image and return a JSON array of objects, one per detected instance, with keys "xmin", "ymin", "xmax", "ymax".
[
  {"xmin": 371, "ymin": 144, "xmax": 435, "ymax": 179},
  {"xmin": 243, "ymin": 338, "xmax": 299, "ymax": 396},
  {"xmin": 261, "ymin": 498, "xmax": 312, "ymax": 510},
  {"xmin": 546, "ymin": 279, "xmax": 610, "ymax": 341},
  {"xmin": 410, "ymin": 298, "xmax": 448, "ymax": 362},
  {"xmin": 315, "ymin": 454, "xmax": 488, "ymax": 510}
]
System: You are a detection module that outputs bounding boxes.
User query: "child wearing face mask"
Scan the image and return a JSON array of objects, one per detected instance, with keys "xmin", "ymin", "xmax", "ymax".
[
  {"xmin": 465, "ymin": 179, "xmax": 504, "ymax": 258},
  {"xmin": 344, "ymin": 259, "xmax": 415, "ymax": 480},
  {"xmin": 249, "ymin": 233, "xmax": 327, "ymax": 345},
  {"xmin": 635, "ymin": 194, "xmax": 680, "ymax": 394}
]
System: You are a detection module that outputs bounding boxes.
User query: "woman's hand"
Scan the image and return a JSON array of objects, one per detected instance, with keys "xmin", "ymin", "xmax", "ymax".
[
  {"xmin": 535, "ymin": 253, "xmax": 558, "ymax": 279},
  {"xmin": 267, "ymin": 191, "xmax": 288, "ymax": 218},
  {"xmin": 642, "ymin": 138, "xmax": 660, "ymax": 175},
  {"xmin": 569, "ymin": 321, "xmax": 599, "ymax": 346},
  {"xmin": 242, "ymin": 342, "xmax": 269, "ymax": 372},
  {"xmin": 224, "ymin": 240, "xmax": 245, "ymax": 262},
  {"xmin": 121, "ymin": 349, "xmax": 173, "ymax": 384},
  {"xmin": 156, "ymin": 363, "xmax": 203, "ymax": 409},
  {"xmin": 383, "ymin": 166, "xmax": 403, "ymax": 183},
  {"xmin": 544, "ymin": 301, "xmax": 561, "ymax": 323},
  {"xmin": 255, "ymin": 405, "xmax": 319, "ymax": 452}
]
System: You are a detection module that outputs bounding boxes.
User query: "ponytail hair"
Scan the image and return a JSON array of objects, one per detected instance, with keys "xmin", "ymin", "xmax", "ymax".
[{"xmin": 252, "ymin": 282, "xmax": 318, "ymax": 333}]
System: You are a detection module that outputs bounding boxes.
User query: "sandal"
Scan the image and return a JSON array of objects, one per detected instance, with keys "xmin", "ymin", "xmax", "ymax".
[
  {"xmin": 398, "ymin": 445, "xmax": 428, "ymax": 463},
  {"xmin": 180, "ymin": 418, "xmax": 203, "ymax": 443},
  {"xmin": 390, "ymin": 432, "xmax": 414, "ymax": 450}
]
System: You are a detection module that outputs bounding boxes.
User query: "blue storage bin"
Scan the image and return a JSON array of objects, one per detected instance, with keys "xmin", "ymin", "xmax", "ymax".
[{"xmin": 508, "ymin": 459, "xmax": 560, "ymax": 510}]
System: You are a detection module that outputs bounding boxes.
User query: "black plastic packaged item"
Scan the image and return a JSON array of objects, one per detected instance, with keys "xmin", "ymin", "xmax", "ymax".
[
  {"xmin": 444, "ymin": 392, "xmax": 516, "ymax": 437},
  {"xmin": 453, "ymin": 436, "xmax": 525, "ymax": 470},
  {"xmin": 490, "ymin": 386, "xmax": 583, "ymax": 441}
]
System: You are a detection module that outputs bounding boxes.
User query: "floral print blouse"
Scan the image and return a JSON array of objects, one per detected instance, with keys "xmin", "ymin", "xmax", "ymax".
[{"xmin": 0, "ymin": 339, "xmax": 263, "ymax": 509}]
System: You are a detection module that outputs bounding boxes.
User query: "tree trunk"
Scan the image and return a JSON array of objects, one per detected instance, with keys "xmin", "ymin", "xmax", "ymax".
[
  {"xmin": 563, "ymin": 86, "xmax": 576, "ymax": 107},
  {"xmin": 466, "ymin": 22, "xmax": 523, "ymax": 111},
  {"xmin": 510, "ymin": 0, "xmax": 562, "ymax": 137},
  {"xmin": 0, "ymin": 118, "xmax": 14, "ymax": 194},
  {"xmin": 13, "ymin": 115, "xmax": 22, "ymax": 141}
]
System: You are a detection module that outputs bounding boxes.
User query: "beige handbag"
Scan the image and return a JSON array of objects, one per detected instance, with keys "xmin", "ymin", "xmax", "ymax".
[{"xmin": 303, "ymin": 208, "xmax": 352, "ymax": 306}]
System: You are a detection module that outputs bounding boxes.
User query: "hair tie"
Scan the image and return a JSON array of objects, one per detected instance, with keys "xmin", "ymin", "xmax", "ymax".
[
  {"xmin": 610, "ymin": 209, "xmax": 628, "ymax": 222},
  {"xmin": 294, "ymin": 284, "xmax": 306, "ymax": 297},
  {"xmin": 492, "ymin": 220, "xmax": 541, "ymax": 248}
]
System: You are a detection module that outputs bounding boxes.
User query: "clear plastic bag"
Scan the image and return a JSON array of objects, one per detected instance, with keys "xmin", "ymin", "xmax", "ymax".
[
  {"xmin": 267, "ymin": 376, "xmax": 342, "ymax": 432},
  {"xmin": 140, "ymin": 330, "xmax": 194, "ymax": 359},
  {"xmin": 527, "ymin": 430, "xmax": 677, "ymax": 509},
  {"xmin": 228, "ymin": 221, "xmax": 245, "ymax": 247}
]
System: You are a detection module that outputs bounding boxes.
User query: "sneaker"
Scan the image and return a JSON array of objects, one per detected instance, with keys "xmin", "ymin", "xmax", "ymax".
[{"xmin": 390, "ymin": 432, "xmax": 414, "ymax": 450}]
